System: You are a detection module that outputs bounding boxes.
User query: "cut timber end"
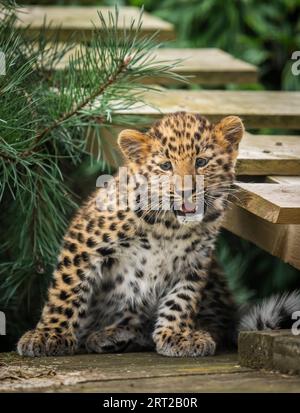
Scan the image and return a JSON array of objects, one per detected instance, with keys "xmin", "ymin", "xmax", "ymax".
[
  {"xmin": 15, "ymin": 6, "xmax": 175, "ymax": 42},
  {"xmin": 239, "ymin": 331, "xmax": 300, "ymax": 375}
]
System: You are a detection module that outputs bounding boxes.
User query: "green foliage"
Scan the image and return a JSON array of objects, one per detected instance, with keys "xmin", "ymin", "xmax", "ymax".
[
  {"xmin": 0, "ymin": 0, "xmax": 16, "ymax": 8},
  {"xmin": 0, "ymin": 3, "xmax": 182, "ymax": 350}
]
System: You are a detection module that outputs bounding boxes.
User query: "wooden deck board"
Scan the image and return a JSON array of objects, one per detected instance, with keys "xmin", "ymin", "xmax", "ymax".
[
  {"xmin": 1, "ymin": 352, "xmax": 299, "ymax": 393},
  {"xmin": 233, "ymin": 183, "xmax": 300, "ymax": 224},
  {"xmin": 153, "ymin": 48, "xmax": 258, "ymax": 84},
  {"xmin": 223, "ymin": 205, "xmax": 300, "ymax": 269},
  {"xmin": 237, "ymin": 133, "xmax": 300, "ymax": 175},
  {"xmin": 15, "ymin": 6, "xmax": 175, "ymax": 42},
  {"xmin": 114, "ymin": 90, "xmax": 300, "ymax": 129},
  {"xmin": 55, "ymin": 46, "xmax": 258, "ymax": 85},
  {"xmin": 55, "ymin": 371, "xmax": 300, "ymax": 393}
]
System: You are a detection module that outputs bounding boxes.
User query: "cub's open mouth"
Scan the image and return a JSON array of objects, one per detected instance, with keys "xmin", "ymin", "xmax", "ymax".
[
  {"xmin": 173, "ymin": 199, "xmax": 206, "ymax": 219},
  {"xmin": 174, "ymin": 199, "xmax": 197, "ymax": 216}
]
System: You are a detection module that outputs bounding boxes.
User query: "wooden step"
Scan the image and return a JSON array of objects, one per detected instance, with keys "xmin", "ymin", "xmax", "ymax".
[
  {"xmin": 223, "ymin": 205, "xmax": 300, "ymax": 270},
  {"xmin": 224, "ymin": 180, "xmax": 300, "ymax": 268},
  {"xmin": 233, "ymin": 182, "xmax": 300, "ymax": 224},
  {"xmin": 115, "ymin": 90, "xmax": 300, "ymax": 129},
  {"xmin": 15, "ymin": 6, "xmax": 175, "ymax": 42},
  {"xmin": 237, "ymin": 133, "xmax": 300, "ymax": 175},
  {"xmin": 56, "ymin": 46, "xmax": 258, "ymax": 85}
]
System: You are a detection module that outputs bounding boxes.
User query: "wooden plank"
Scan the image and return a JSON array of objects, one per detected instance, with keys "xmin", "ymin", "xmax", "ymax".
[
  {"xmin": 153, "ymin": 48, "xmax": 258, "ymax": 84},
  {"xmin": 267, "ymin": 176, "xmax": 300, "ymax": 184},
  {"xmin": 51, "ymin": 371, "xmax": 300, "ymax": 393},
  {"xmin": 0, "ymin": 352, "xmax": 247, "ymax": 392},
  {"xmin": 233, "ymin": 183, "xmax": 300, "ymax": 224},
  {"xmin": 15, "ymin": 6, "xmax": 175, "ymax": 42},
  {"xmin": 223, "ymin": 204, "xmax": 300, "ymax": 270},
  {"xmin": 237, "ymin": 133, "xmax": 300, "ymax": 176},
  {"xmin": 115, "ymin": 90, "xmax": 300, "ymax": 129},
  {"xmin": 1, "ymin": 351, "xmax": 300, "ymax": 393},
  {"xmin": 56, "ymin": 46, "xmax": 258, "ymax": 85}
]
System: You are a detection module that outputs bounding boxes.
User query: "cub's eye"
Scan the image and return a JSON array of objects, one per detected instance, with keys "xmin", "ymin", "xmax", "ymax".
[
  {"xmin": 195, "ymin": 158, "xmax": 208, "ymax": 168},
  {"xmin": 159, "ymin": 161, "xmax": 172, "ymax": 171}
]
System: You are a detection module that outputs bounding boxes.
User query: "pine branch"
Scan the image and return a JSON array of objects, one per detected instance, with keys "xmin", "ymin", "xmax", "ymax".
[
  {"xmin": 0, "ymin": 0, "xmax": 17, "ymax": 12},
  {"xmin": 22, "ymin": 56, "xmax": 131, "ymax": 158}
]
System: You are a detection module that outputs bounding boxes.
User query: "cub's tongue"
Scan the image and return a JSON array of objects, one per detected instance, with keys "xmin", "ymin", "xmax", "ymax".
[{"xmin": 182, "ymin": 200, "xmax": 196, "ymax": 214}]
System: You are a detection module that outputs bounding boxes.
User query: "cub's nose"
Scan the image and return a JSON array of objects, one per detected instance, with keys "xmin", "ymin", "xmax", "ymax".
[{"xmin": 174, "ymin": 188, "xmax": 193, "ymax": 199}]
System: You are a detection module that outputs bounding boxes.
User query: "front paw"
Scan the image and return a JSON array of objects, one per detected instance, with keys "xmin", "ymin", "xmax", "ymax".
[
  {"xmin": 154, "ymin": 329, "xmax": 216, "ymax": 357},
  {"xmin": 17, "ymin": 329, "xmax": 77, "ymax": 357}
]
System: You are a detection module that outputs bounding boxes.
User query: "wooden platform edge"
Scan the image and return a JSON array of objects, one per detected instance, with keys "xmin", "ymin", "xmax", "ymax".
[
  {"xmin": 233, "ymin": 183, "xmax": 300, "ymax": 224},
  {"xmin": 223, "ymin": 204, "xmax": 300, "ymax": 270}
]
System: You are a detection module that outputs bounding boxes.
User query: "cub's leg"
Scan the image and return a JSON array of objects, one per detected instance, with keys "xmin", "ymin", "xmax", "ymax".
[
  {"xmin": 86, "ymin": 311, "xmax": 153, "ymax": 353},
  {"xmin": 17, "ymin": 252, "xmax": 95, "ymax": 356},
  {"xmin": 153, "ymin": 270, "xmax": 216, "ymax": 357},
  {"xmin": 196, "ymin": 259, "xmax": 238, "ymax": 349},
  {"xmin": 17, "ymin": 216, "xmax": 108, "ymax": 357}
]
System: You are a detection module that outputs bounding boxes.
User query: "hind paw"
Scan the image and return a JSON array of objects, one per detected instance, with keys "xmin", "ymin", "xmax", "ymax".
[{"xmin": 86, "ymin": 327, "xmax": 135, "ymax": 353}]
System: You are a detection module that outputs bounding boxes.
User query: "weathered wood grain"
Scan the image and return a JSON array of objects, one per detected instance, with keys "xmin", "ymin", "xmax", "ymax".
[
  {"xmin": 273, "ymin": 336, "xmax": 300, "ymax": 375},
  {"xmin": 64, "ymin": 371, "xmax": 300, "ymax": 393},
  {"xmin": 223, "ymin": 205, "xmax": 300, "ymax": 269},
  {"xmin": 239, "ymin": 330, "xmax": 300, "ymax": 375},
  {"xmin": 237, "ymin": 133, "xmax": 300, "ymax": 176},
  {"xmin": 55, "ymin": 46, "xmax": 258, "ymax": 85},
  {"xmin": 153, "ymin": 48, "xmax": 258, "ymax": 84},
  {"xmin": 15, "ymin": 6, "xmax": 175, "ymax": 42},
  {"xmin": 53, "ymin": 371, "xmax": 300, "ymax": 393},
  {"xmin": 114, "ymin": 90, "xmax": 300, "ymax": 129},
  {"xmin": 0, "ymin": 352, "xmax": 246, "ymax": 392},
  {"xmin": 1, "ymin": 351, "xmax": 300, "ymax": 393},
  {"xmin": 233, "ymin": 183, "xmax": 300, "ymax": 224}
]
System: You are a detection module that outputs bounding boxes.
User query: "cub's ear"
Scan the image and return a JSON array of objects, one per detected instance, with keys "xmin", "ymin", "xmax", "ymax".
[
  {"xmin": 214, "ymin": 116, "xmax": 244, "ymax": 149},
  {"xmin": 118, "ymin": 129, "xmax": 150, "ymax": 161}
]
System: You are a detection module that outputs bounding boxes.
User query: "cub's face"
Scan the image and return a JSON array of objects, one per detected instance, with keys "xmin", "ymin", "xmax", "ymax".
[{"xmin": 118, "ymin": 112, "xmax": 244, "ymax": 224}]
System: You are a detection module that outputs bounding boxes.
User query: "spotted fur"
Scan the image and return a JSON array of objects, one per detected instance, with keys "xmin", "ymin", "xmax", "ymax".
[{"xmin": 18, "ymin": 112, "xmax": 244, "ymax": 357}]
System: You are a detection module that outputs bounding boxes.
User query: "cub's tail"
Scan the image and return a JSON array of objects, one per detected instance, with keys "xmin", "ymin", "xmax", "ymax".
[{"xmin": 238, "ymin": 290, "xmax": 300, "ymax": 332}]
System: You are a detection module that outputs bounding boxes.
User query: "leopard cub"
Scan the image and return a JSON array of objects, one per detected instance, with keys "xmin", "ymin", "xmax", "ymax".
[{"xmin": 18, "ymin": 112, "xmax": 244, "ymax": 357}]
